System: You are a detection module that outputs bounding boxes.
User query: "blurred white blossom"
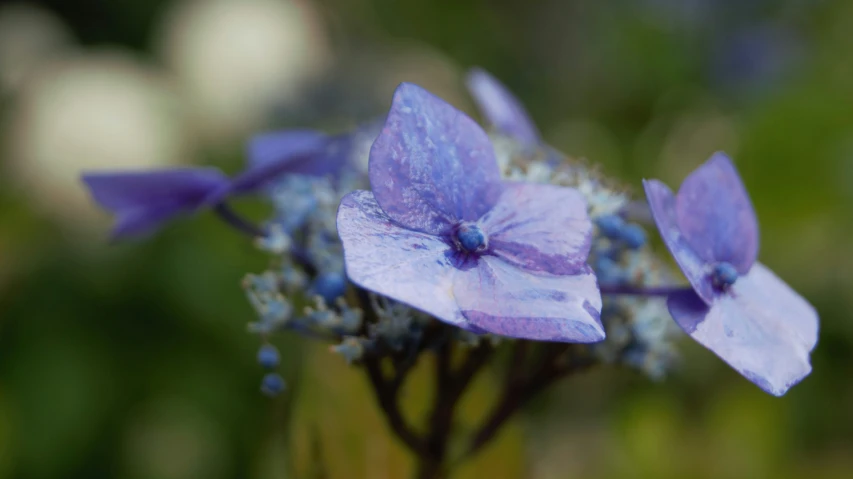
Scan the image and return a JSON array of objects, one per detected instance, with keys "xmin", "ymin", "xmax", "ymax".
[
  {"xmin": 0, "ymin": 3, "xmax": 73, "ymax": 94},
  {"xmin": 156, "ymin": 0, "xmax": 330, "ymax": 140},
  {"xmin": 3, "ymin": 52, "xmax": 191, "ymax": 226}
]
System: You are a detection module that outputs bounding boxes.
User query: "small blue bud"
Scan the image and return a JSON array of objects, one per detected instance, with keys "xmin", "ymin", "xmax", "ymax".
[
  {"xmin": 455, "ymin": 223, "xmax": 487, "ymax": 253},
  {"xmin": 595, "ymin": 256, "xmax": 623, "ymax": 285},
  {"xmin": 311, "ymin": 272, "xmax": 347, "ymax": 303},
  {"xmin": 261, "ymin": 373, "xmax": 286, "ymax": 397},
  {"xmin": 712, "ymin": 262, "xmax": 738, "ymax": 289},
  {"xmin": 257, "ymin": 344, "xmax": 280, "ymax": 369},
  {"xmin": 331, "ymin": 337, "xmax": 365, "ymax": 364},
  {"xmin": 263, "ymin": 299, "xmax": 291, "ymax": 323},
  {"xmin": 620, "ymin": 223, "xmax": 647, "ymax": 249},
  {"xmin": 595, "ymin": 214, "xmax": 625, "ymax": 239}
]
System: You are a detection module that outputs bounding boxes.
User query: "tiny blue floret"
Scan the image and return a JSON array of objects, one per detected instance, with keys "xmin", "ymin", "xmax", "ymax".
[
  {"xmin": 596, "ymin": 214, "xmax": 625, "ymax": 239},
  {"xmin": 594, "ymin": 256, "xmax": 623, "ymax": 285},
  {"xmin": 455, "ymin": 223, "xmax": 487, "ymax": 253},
  {"xmin": 257, "ymin": 344, "xmax": 280, "ymax": 369},
  {"xmin": 311, "ymin": 272, "xmax": 347, "ymax": 303},
  {"xmin": 711, "ymin": 262, "xmax": 738, "ymax": 289},
  {"xmin": 261, "ymin": 373, "xmax": 286, "ymax": 396},
  {"xmin": 620, "ymin": 223, "xmax": 647, "ymax": 249}
]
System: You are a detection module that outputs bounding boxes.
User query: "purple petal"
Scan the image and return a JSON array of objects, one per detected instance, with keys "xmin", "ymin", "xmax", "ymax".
[
  {"xmin": 107, "ymin": 204, "xmax": 191, "ymax": 239},
  {"xmin": 247, "ymin": 129, "xmax": 330, "ymax": 170},
  {"xmin": 82, "ymin": 168, "xmax": 228, "ymax": 239},
  {"xmin": 369, "ymin": 83, "xmax": 503, "ymax": 235},
  {"xmin": 668, "ymin": 262, "xmax": 818, "ymax": 396},
  {"xmin": 336, "ymin": 190, "xmax": 469, "ymax": 328},
  {"xmin": 466, "ymin": 68, "xmax": 540, "ymax": 145},
  {"xmin": 481, "ymin": 182, "xmax": 592, "ymax": 275},
  {"xmin": 644, "ymin": 179, "xmax": 716, "ymax": 303},
  {"xmin": 675, "ymin": 152, "xmax": 759, "ymax": 274},
  {"xmin": 228, "ymin": 130, "xmax": 332, "ymax": 196},
  {"xmin": 454, "ymin": 256, "xmax": 603, "ymax": 342}
]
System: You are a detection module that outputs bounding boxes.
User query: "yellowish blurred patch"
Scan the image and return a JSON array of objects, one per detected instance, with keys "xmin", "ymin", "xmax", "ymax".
[{"xmin": 291, "ymin": 343, "xmax": 526, "ymax": 478}]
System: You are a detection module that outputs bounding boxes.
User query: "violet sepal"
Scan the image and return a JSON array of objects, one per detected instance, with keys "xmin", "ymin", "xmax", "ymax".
[{"xmin": 82, "ymin": 167, "xmax": 229, "ymax": 239}]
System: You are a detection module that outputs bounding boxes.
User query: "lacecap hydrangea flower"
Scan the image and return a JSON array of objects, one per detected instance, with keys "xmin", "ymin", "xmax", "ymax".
[
  {"xmin": 337, "ymin": 83, "xmax": 603, "ymax": 342},
  {"xmin": 81, "ymin": 64, "xmax": 818, "ymax": 414},
  {"xmin": 644, "ymin": 153, "xmax": 819, "ymax": 396}
]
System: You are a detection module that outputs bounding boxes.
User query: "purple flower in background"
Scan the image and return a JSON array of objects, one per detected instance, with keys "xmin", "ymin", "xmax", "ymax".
[
  {"xmin": 465, "ymin": 68, "xmax": 540, "ymax": 146},
  {"xmin": 226, "ymin": 129, "xmax": 334, "ymax": 196},
  {"xmin": 82, "ymin": 167, "xmax": 229, "ymax": 239},
  {"xmin": 232, "ymin": 121, "xmax": 382, "ymax": 195},
  {"xmin": 337, "ymin": 83, "xmax": 603, "ymax": 342},
  {"xmin": 83, "ymin": 127, "xmax": 369, "ymax": 239},
  {"xmin": 644, "ymin": 152, "xmax": 818, "ymax": 395},
  {"xmin": 711, "ymin": 24, "xmax": 804, "ymax": 96}
]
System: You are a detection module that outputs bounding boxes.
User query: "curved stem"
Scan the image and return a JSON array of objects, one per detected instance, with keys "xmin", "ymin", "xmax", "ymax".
[
  {"xmin": 463, "ymin": 345, "xmax": 595, "ymax": 460},
  {"xmin": 418, "ymin": 342, "xmax": 493, "ymax": 479},
  {"xmin": 213, "ymin": 203, "xmax": 264, "ymax": 237},
  {"xmin": 364, "ymin": 356, "xmax": 427, "ymax": 455},
  {"xmin": 599, "ymin": 284, "xmax": 691, "ymax": 297}
]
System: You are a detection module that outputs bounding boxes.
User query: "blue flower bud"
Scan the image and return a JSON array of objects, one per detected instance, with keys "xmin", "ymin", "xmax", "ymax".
[
  {"xmin": 257, "ymin": 344, "xmax": 280, "ymax": 369},
  {"xmin": 595, "ymin": 214, "xmax": 625, "ymax": 239},
  {"xmin": 311, "ymin": 272, "xmax": 347, "ymax": 303},
  {"xmin": 455, "ymin": 223, "xmax": 487, "ymax": 253},
  {"xmin": 595, "ymin": 256, "xmax": 623, "ymax": 285},
  {"xmin": 331, "ymin": 337, "xmax": 365, "ymax": 364},
  {"xmin": 712, "ymin": 262, "xmax": 738, "ymax": 289},
  {"xmin": 261, "ymin": 373, "xmax": 286, "ymax": 397},
  {"xmin": 620, "ymin": 223, "xmax": 647, "ymax": 249}
]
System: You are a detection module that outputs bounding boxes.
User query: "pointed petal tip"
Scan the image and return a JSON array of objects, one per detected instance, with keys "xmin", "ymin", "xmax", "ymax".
[
  {"xmin": 707, "ymin": 150, "xmax": 734, "ymax": 166},
  {"xmin": 745, "ymin": 365, "xmax": 812, "ymax": 397},
  {"xmin": 464, "ymin": 67, "xmax": 540, "ymax": 145},
  {"xmin": 81, "ymin": 167, "xmax": 229, "ymax": 240},
  {"xmin": 667, "ymin": 283, "xmax": 815, "ymax": 398},
  {"xmin": 369, "ymin": 80, "xmax": 502, "ymax": 235},
  {"xmin": 675, "ymin": 151, "xmax": 759, "ymax": 273}
]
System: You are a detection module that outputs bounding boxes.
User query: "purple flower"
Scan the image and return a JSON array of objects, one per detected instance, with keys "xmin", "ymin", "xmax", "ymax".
[
  {"xmin": 82, "ymin": 167, "xmax": 229, "ymax": 239},
  {"xmin": 336, "ymin": 83, "xmax": 603, "ymax": 342},
  {"xmin": 227, "ymin": 129, "xmax": 333, "ymax": 196},
  {"xmin": 710, "ymin": 24, "xmax": 805, "ymax": 96},
  {"xmin": 465, "ymin": 68, "xmax": 540, "ymax": 146},
  {"xmin": 83, "ymin": 129, "xmax": 364, "ymax": 239},
  {"xmin": 644, "ymin": 152, "xmax": 819, "ymax": 395}
]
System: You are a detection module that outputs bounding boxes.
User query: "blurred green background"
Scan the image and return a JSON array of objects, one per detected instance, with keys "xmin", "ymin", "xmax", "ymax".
[{"xmin": 1, "ymin": 0, "xmax": 851, "ymax": 478}]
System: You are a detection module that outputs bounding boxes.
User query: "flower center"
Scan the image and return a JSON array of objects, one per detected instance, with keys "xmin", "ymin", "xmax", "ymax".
[
  {"xmin": 711, "ymin": 262, "xmax": 738, "ymax": 290},
  {"xmin": 455, "ymin": 223, "xmax": 488, "ymax": 254}
]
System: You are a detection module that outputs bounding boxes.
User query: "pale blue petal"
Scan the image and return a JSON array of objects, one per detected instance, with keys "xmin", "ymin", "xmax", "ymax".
[
  {"xmin": 454, "ymin": 256, "xmax": 603, "ymax": 342},
  {"xmin": 481, "ymin": 182, "xmax": 592, "ymax": 275},
  {"xmin": 82, "ymin": 167, "xmax": 228, "ymax": 239},
  {"xmin": 675, "ymin": 152, "xmax": 759, "ymax": 274},
  {"xmin": 668, "ymin": 262, "xmax": 818, "ymax": 396},
  {"xmin": 336, "ymin": 190, "xmax": 470, "ymax": 328},
  {"xmin": 644, "ymin": 178, "xmax": 716, "ymax": 303},
  {"xmin": 369, "ymin": 83, "xmax": 503, "ymax": 235}
]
